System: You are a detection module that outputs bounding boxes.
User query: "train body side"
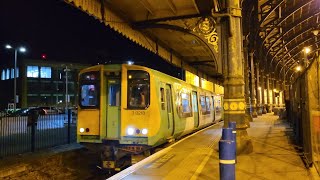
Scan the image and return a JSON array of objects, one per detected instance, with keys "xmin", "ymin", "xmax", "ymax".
[{"xmin": 77, "ymin": 64, "xmax": 223, "ymax": 149}]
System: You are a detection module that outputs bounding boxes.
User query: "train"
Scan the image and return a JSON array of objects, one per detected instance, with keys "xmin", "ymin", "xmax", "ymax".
[{"xmin": 77, "ymin": 64, "xmax": 223, "ymax": 171}]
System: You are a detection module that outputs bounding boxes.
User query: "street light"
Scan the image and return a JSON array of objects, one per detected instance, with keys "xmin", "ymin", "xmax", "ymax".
[{"xmin": 5, "ymin": 44, "xmax": 26, "ymax": 111}]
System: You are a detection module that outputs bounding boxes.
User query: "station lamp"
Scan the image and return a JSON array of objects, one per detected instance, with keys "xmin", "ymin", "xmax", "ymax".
[
  {"xmin": 5, "ymin": 44, "xmax": 26, "ymax": 111},
  {"xmin": 303, "ymin": 47, "xmax": 311, "ymax": 54},
  {"xmin": 295, "ymin": 65, "xmax": 302, "ymax": 72}
]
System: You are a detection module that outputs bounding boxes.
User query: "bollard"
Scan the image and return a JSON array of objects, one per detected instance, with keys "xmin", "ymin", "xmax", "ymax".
[
  {"xmin": 222, "ymin": 128, "xmax": 233, "ymax": 141},
  {"xmin": 228, "ymin": 121, "xmax": 237, "ymax": 162},
  {"xmin": 228, "ymin": 122, "xmax": 236, "ymax": 142},
  {"xmin": 219, "ymin": 140, "xmax": 236, "ymax": 180}
]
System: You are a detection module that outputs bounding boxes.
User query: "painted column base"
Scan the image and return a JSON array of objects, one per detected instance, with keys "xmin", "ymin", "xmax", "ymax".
[
  {"xmin": 257, "ymin": 105, "xmax": 262, "ymax": 115},
  {"xmin": 251, "ymin": 109, "xmax": 258, "ymax": 118},
  {"xmin": 267, "ymin": 104, "xmax": 272, "ymax": 113},
  {"xmin": 236, "ymin": 128, "xmax": 253, "ymax": 155},
  {"xmin": 262, "ymin": 105, "xmax": 267, "ymax": 114}
]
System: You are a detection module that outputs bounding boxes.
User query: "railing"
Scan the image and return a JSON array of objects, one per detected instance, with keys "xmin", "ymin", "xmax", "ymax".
[{"xmin": 0, "ymin": 110, "xmax": 76, "ymax": 157}]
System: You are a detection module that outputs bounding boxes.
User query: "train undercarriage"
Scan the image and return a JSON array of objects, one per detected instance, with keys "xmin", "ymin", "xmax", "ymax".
[{"xmin": 100, "ymin": 140, "xmax": 153, "ymax": 172}]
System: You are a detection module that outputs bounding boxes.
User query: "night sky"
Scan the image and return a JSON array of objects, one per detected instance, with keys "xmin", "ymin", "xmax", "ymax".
[{"xmin": 0, "ymin": 0, "xmax": 181, "ymax": 76}]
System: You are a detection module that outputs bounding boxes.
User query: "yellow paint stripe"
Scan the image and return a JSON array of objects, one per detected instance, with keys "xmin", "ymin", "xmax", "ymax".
[
  {"xmin": 224, "ymin": 110, "xmax": 245, "ymax": 114},
  {"xmin": 223, "ymin": 99, "xmax": 245, "ymax": 102},
  {"xmin": 190, "ymin": 149, "xmax": 213, "ymax": 180},
  {"xmin": 219, "ymin": 159, "xmax": 236, "ymax": 164}
]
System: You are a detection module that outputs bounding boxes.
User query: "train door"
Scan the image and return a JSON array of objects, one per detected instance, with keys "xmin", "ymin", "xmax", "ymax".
[
  {"xmin": 192, "ymin": 91, "xmax": 199, "ymax": 128},
  {"xmin": 165, "ymin": 84, "xmax": 174, "ymax": 135},
  {"xmin": 212, "ymin": 96, "xmax": 216, "ymax": 122},
  {"xmin": 106, "ymin": 78, "xmax": 121, "ymax": 139}
]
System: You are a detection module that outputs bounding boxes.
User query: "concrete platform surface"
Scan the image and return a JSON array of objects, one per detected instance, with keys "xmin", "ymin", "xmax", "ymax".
[{"xmin": 109, "ymin": 114, "xmax": 319, "ymax": 180}]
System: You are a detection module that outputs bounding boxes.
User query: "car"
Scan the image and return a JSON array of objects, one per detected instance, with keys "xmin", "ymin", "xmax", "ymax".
[{"xmin": 38, "ymin": 107, "xmax": 60, "ymax": 115}]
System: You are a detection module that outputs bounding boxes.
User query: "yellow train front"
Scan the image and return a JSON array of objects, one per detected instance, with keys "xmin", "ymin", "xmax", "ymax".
[{"xmin": 77, "ymin": 64, "xmax": 223, "ymax": 171}]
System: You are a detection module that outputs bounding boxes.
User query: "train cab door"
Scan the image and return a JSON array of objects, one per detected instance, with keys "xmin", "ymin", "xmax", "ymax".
[
  {"xmin": 192, "ymin": 91, "xmax": 199, "ymax": 128},
  {"xmin": 106, "ymin": 78, "xmax": 121, "ymax": 139},
  {"xmin": 165, "ymin": 84, "xmax": 174, "ymax": 135}
]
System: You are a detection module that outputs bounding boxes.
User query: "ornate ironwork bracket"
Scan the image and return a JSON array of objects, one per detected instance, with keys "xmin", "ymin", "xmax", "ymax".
[{"xmin": 193, "ymin": 16, "xmax": 219, "ymax": 52}]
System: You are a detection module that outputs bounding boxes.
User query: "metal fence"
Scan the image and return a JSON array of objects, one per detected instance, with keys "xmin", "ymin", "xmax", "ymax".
[
  {"xmin": 0, "ymin": 110, "xmax": 76, "ymax": 157},
  {"xmin": 288, "ymin": 55, "xmax": 320, "ymax": 169}
]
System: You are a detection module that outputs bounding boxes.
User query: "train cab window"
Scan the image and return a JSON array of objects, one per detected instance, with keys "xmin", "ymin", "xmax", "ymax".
[
  {"xmin": 81, "ymin": 84, "xmax": 98, "ymax": 107},
  {"xmin": 127, "ymin": 70, "xmax": 150, "ymax": 109},
  {"xmin": 79, "ymin": 71, "xmax": 100, "ymax": 108}
]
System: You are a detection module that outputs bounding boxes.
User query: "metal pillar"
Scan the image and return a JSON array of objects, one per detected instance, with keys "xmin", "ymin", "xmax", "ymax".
[
  {"xmin": 243, "ymin": 40, "xmax": 252, "ymax": 119},
  {"xmin": 272, "ymin": 77, "xmax": 276, "ymax": 110},
  {"xmin": 249, "ymin": 53, "xmax": 258, "ymax": 118},
  {"xmin": 255, "ymin": 63, "xmax": 262, "ymax": 115},
  {"xmin": 277, "ymin": 80, "xmax": 280, "ymax": 107},
  {"xmin": 222, "ymin": 0, "xmax": 252, "ymax": 154},
  {"xmin": 266, "ymin": 74, "xmax": 272, "ymax": 113},
  {"xmin": 261, "ymin": 70, "xmax": 267, "ymax": 114}
]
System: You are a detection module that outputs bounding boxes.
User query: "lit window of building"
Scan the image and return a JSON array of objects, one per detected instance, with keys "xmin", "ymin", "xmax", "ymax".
[
  {"xmin": 6, "ymin": 69, "xmax": 10, "ymax": 79},
  {"xmin": 27, "ymin": 66, "xmax": 39, "ymax": 78},
  {"xmin": 16, "ymin": 68, "xmax": 19, "ymax": 78},
  {"xmin": 40, "ymin": 67, "xmax": 52, "ymax": 78},
  {"xmin": 11, "ymin": 68, "xmax": 14, "ymax": 79},
  {"xmin": 1, "ymin": 70, "xmax": 5, "ymax": 80}
]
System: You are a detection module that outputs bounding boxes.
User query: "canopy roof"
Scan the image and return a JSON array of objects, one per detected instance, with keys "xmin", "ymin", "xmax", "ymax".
[{"xmin": 65, "ymin": 0, "xmax": 320, "ymax": 82}]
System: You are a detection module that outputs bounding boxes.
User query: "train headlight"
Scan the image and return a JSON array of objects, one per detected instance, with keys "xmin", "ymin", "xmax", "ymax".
[
  {"xmin": 141, "ymin": 128, "xmax": 148, "ymax": 135},
  {"xmin": 127, "ymin": 127, "xmax": 135, "ymax": 135},
  {"xmin": 79, "ymin": 128, "xmax": 85, "ymax": 133}
]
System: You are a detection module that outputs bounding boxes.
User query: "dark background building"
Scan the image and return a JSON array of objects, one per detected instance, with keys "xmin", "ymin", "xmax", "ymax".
[{"xmin": 0, "ymin": 58, "xmax": 90, "ymax": 109}]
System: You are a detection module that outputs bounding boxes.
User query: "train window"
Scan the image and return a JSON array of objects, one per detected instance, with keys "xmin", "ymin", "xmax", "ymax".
[
  {"xmin": 179, "ymin": 92, "xmax": 192, "ymax": 117},
  {"xmin": 160, "ymin": 88, "xmax": 165, "ymax": 110},
  {"xmin": 200, "ymin": 96, "xmax": 206, "ymax": 114},
  {"xmin": 108, "ymin": 83, "xmax": 120, "ymax": 106},
  {"xmin": 80, "ymin": 84, "xmax": 98, "ymax": 107},
  {"xmin": 166, "ymin": 89, "xmax": 172, "ymax": 113},
  {"xmin": 127, "ymin": 70, "xmax": 150, "ymax": 109},
  {"xmin": 205, "ymin": 96, "xmax": 211, "ymax": 114}
]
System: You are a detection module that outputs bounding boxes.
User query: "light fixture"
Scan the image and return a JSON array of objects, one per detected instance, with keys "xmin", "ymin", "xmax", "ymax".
[
  {"xmin": 311, "ymin": 29, "xmax": 319, "ymax": 36},
  {"xmin": 296, "ymin": 65, "xmax": 302, "ymax": 72},
  {"xmin": 5, "ymin": 44, "xmax": 12, "ymax": 49},
  {"xmin": 19, "ymin": 47, "xmax": 26, "ymax": 52},
  {"xmin": 303, "ymin": 47, "xmax": 311, "ymax": 54}
]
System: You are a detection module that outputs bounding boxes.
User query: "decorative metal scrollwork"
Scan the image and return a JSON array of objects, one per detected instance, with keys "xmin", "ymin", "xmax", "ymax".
[{"xmin": 193, "ymin": 16, "xmax": 219, "ymax": 52}]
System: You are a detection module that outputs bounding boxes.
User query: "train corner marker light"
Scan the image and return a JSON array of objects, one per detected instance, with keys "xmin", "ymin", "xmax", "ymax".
[
  {"xmin": 127, "ymin": 127, "xmax": 135, "ymax": 135},
  {"xmin": 80, "ymin": 128, "xmax": 85, "ymax": 133},
  {"xmin": 141, "ymin": 128, "xmax": 148, "ymax": 135}
]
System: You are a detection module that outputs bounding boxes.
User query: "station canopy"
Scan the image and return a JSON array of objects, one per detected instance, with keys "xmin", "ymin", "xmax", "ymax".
[
  {"xmin": 65, "ymin": 0, "xmax": 320, "ymax": 83},
  {"xmin": 64, "ymin": 0, "xmax": 222, "ymax": 83}
]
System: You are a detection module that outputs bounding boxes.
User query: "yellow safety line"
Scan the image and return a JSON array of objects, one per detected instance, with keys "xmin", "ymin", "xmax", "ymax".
[{"xmin": 190, "ymin": 149, "xmax": 213, "ymax": 180}]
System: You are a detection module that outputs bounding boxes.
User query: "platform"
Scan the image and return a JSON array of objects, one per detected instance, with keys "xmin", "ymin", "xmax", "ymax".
[{"xmin": 109, "ymin": 114, "xmax": 319, "ymax": 179}]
